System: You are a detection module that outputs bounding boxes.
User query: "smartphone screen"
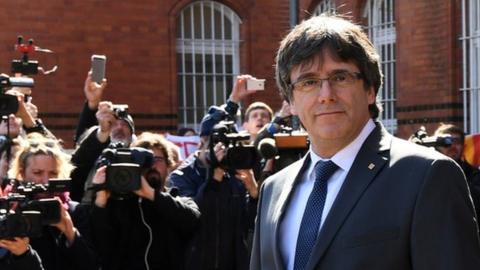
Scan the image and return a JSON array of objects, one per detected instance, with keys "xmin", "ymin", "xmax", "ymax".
[{"xmin": 91, "ymin": 54, "xmax": 106, "ymax": 84}]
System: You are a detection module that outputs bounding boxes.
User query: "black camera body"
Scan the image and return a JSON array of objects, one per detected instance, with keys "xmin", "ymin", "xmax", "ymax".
[
  {"xmin": 210, "ymin": 121, "xmax": 257, "ymax": 170},
  {"xmin": 11, "ymin": 59, "xmax": 38, "ymax": 75},
  {"xmin": 100, "ymin": 146, "xmax": 154, "ymax": 196},
  {"xmin": 0, "ymin": 179, "xmax": 71, "ymax": 239},
  {"xmin": 0, "ymin": 74, "xmax": 34, "ymax": 116},
  {"xmin": 254, "ymin": 123, "xmax": 309, "ymax": 173},
  {"xmin": 11, "ymin": 36, "xmax": 38, "ymax": 75},
  {"xmin": 112, "ymin": 104, "xmax": 129, "ymax": 118},
  {"xmin": 0, "ymin": 210, "xmax": 42, "ymax": 240},
  {"xmin": 410, "ymin": 127, "xmax": 454, "ymax": 148}
]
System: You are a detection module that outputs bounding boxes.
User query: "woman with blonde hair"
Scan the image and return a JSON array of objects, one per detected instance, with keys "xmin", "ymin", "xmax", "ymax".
[{"xmin": 2, "ymin": 133, "xmax": 98, "ymax": 270}]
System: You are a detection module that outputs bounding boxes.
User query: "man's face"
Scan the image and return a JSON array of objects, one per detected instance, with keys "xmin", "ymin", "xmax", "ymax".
[
  {"xmin": 289, "ymin": 50, "xmax": 375, "ymax": 155},
  {"xmin": 243, "ymin": 108, "xmax": 271, "ymax": 135},
  {"xmin": 110, "ymin": 119, "xmax": 132, "ymax": 144},
  {"xmin": 144, "ymin": 148, "xmax": 168, "ymax": 189},
  {"xmin": 437, "ymin": 133, "xmax": 463, "ymax": 162}
]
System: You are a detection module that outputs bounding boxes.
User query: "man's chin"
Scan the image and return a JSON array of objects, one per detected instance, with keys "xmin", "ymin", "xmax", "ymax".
[{"xmin": 146, "ymin": 172, "xmax": 163, "ymax": 189}]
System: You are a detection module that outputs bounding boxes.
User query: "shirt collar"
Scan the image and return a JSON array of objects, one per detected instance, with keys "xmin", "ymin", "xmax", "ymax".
[{"xmin": 307, "ymin": 119, "xmax": 376, "ymax": 179}]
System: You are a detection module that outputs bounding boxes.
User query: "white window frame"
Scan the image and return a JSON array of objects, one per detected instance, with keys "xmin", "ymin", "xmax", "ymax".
[
  {"xmin": 363, "ymin": 0, "xmax": 397, "ymax": 134},
  {"xmin": 312, "ymin": 0, "xmax": 336, "ymax": 16},
  {"xmin": 460, "ymin": 0, "xmax": 480, "ymax": 134},
  {"xmin": 176, "ymin": 1, "xmax": 241, "ymax": 131}
]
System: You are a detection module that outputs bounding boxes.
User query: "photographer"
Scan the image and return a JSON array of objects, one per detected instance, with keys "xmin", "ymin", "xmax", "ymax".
[
  {"xmin": 70, "ymin": 98, "xmax": 135, "ymax": 202},
  {"xmin": 89, "ymin": 132, "xmax": 200, "ymax": 270},
  {"xmin": 5, "ymin": 134, "xmax": 98, "ymax": 270},
  {"xmin": 74, "ymin": 71, "xmax": 107, "ymax": 144},
  {"xmin": 252, "ymin": 100, "xmax": 296, "ymax": 179},
  {"xmin": 6, "ymin": 87, "xmax": 54, "ymax": 139},
  {"xmin": 168, "ymin": 75, "xmax": 259, "ymax": 270},
  {"xmin": 241, "ymin": 101, "xmax": 273, "ymax": 142},
  {"xmin": 434, "ymin": 123, "xmax": 480, "ymax": 218}
]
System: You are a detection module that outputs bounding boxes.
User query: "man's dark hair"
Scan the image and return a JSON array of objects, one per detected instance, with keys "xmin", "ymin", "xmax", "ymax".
[
  {"xmin": 434, "ymin": 123, "xmax": 466, "ymax": 143},
  {"xmin": 275, "ymin": 14, "xmax": 383, "ymax": 118},
  {"xmin": 131, "ymin": 132, "xmax": 174, "ymax": 167}
]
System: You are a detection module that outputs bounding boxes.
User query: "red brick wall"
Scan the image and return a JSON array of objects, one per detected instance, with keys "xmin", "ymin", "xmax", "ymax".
[
  {"xmin": 0, "ymin": 0, "xmax": 467, "ymax": 147},
  {"xmin": 299, "ymin": 0, "xmax": 464, "ymax": 139},
  {"xmin": 0, "ymin": 0, "xmax": 290, "ymax": 148},
  {"xmin": 395, "ymin": 0, "xmax": 462, "ymax": 138}
]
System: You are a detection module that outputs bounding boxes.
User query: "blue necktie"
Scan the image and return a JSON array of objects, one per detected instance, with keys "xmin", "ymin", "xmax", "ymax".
[{"xmin": 294, "ymin": 160, "xmax": 338, "ymax": 270}]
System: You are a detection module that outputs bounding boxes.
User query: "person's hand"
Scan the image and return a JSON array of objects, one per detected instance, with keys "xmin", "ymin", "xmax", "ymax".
[
  {"xmin": 134, "ymin": 176, "xmax": 155, "ymax": 201},
  {"xmin": 235, "ymin": 169, "xmax": 258, "ymax": 199},
  {"xmin": 93, "ymin": 166, "xmax": 110, "ymax": 207},
  {"xmin": 213, "ymin": 142, "xmax": 226, "ymax": 162},
  {"xmin": 5, "ymin": 89, "xmax": 36, "ymax": 128},
  {"xmin": 212, "ymin": 142, "xmax": 227, "ymax": 182},
  {"xmin": 229, "ymin": 74, "xmax": 257, "ymax": 103},
  {"xmin": 278, "ymin": 100, "xmax": 292, "ymax": 118},
  {"xmin": 52, "ymin": 199, "xmax": 76, "ymax": 245},
  {"xmin": 24, "ymin": 101, "xmax": 38, "ymax": 120},
  {"xmin": 0, "ymin": 237, "xmax": 30, "ymax": 256},
  {"xmin": 263, "ymin": 158, "xmax": 274, "ymax": 173},
  {"xmin": 0, "ymin": 114, "xmax": 22, "ymax": 137},
  {"xmin": 85, "ymin": 71, "xmax": 107, "ymax": 110},
  {"xmin": 95, "ymin": 101, "xmax": 115, "ymax": 143}
]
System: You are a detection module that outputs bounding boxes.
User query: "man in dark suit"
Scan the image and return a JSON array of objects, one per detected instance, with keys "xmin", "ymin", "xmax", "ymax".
[{"xmin": 250, "ymin": 15, "xmax": 480, "ymax": 270}]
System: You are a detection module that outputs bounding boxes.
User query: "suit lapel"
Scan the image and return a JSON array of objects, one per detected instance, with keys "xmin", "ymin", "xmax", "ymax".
[
  {"xmin": 272, "ymin": 155, "xmax": 312, "ymax": 270},
  {"xmin": 306, "ymin": 124, "xmax": 392, "ymax": 270}
]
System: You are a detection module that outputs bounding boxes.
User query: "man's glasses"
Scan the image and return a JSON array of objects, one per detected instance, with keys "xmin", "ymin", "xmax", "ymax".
[{"xmin": 290, "ymin": 70, "xmax": 363, "ymax": 93}]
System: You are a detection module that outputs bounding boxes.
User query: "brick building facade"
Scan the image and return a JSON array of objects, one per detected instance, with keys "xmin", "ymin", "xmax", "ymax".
[{"xmin": 0, "ymin": 0, "xmax": 476, "ymax": 147}]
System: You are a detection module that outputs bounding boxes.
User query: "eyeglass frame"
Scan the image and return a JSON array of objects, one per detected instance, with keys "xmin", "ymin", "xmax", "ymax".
[{"xmin": 288, "ymin": 70, "xmax": 364, "ymax": 93}]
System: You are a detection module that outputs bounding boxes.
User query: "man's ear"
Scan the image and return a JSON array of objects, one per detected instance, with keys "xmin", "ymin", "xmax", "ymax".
[
  {"xmin": 242, "ymin": 122, "xmax": 248, "ymax": 130},
  {"xmin": 367, "ymin": 87, "xmax": 376, "ymax": 105}
]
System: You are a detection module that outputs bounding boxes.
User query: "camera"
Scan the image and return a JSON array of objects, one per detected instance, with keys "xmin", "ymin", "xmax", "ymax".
[
  {"xmin": 112, "ymin": 104, "xmax": 129, "ymax": 118},
  {"xmin": 246, "ymin": 78, "xmax": 265, "ymax": 91},
  {"xmin": 11, "ymin": 36, "xmax": 38, "ymax": 75},
  {"xmin": 0, "ymin": 74, "xmax": 35, "ymax": 116},
  {"xmin": 0, "ymin": 210, "xmax": 42, "ymax": 240},
  {"xmin": 209, "ymin": 121, "xmax": 257, "ymax": 170},
  {"xmin": 99, "ymin": 146, "xmax": 154, "ymax": 196},
  {"xmin": 254, "ymin": 123, "xmax": 309, "ymax": 172},
  {"xmin": 0, "ymin": 178, "xmax": 71, "ymax": 239},
  {"xmin": 409, "ymin": 126, "xmax": 454, "ymax": 148}
]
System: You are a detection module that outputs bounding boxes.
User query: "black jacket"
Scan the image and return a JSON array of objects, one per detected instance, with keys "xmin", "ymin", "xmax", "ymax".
[
  {"xmin": 0, "ymin": 247, "xmax": 44, "ymax": 270},
  {"xmin": 460, "ymin": 160, "xmax": 480, "ymax": 219},
  {"xmin": 168, "ymin": 153, "xmax": 258, "ymax": 270},
  {"xmin": 29, "ymin": 201, "xmax": 98, "ymax": 270},
  {"xmin": 90, "ymin": 190, "xmax": 200, "ymax": 270},
  {"xmin": 70, "ymin": 126, "xmax": 110, "ymax": 202}
]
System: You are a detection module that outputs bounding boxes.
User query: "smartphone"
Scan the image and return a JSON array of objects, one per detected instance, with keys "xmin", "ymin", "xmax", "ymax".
[
  {"xmin": 246, "ymin": 78, "xmax": 265, "ymax": 91},
  {"xmin": 91, "ymin": 54, "xmax": 106, "ymax": 84}
]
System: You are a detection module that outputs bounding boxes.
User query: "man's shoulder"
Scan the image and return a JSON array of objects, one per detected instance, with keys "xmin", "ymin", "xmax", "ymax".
[
  {"xmin": 389, "ymin": 136, "xmax": 449, "ymax": 162},
  {"xmin": 169, "ymin": 153, "xmax": 203, "ymax": 181}
]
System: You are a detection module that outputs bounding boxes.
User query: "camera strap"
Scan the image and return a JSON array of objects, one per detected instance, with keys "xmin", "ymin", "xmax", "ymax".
[{"xmin": 88, "ymin": 183, "xmax": 107, "ymax": 192}]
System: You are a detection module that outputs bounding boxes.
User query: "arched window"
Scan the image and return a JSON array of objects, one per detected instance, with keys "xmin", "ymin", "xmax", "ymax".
[
  {"xmin": 364, "ymin": 0, "xmax": 397, "ymax": 134},
  {"xmin": 176, "ymin": 1, "xmax": 241, "ymax": 130},
  {"xmin": 312, "ymin": 0, "xmax": 336, "ymax": 16},
  {"xmin": 460, "ymin": 0, "xmax": 480, "ymax": 133}
]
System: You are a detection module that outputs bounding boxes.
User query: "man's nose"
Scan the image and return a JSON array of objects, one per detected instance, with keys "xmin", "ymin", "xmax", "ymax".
[{"xmin": 316, "ymin": 80, "xmax": 335, "ymax": 102}]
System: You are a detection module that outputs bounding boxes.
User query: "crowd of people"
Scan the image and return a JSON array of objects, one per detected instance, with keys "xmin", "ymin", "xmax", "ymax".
[{"xmin": 1, "ymin": 14, "xmax": 480, "ymax": 270}]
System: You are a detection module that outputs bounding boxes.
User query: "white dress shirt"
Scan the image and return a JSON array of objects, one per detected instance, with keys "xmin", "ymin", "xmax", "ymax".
[{"xmin": 280, "ymin": 119, "xmax": 376, "ymax": 270}]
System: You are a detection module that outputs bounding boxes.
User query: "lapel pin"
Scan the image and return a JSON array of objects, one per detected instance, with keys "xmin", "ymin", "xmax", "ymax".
[{"xmin": 368, "ymin": 163, "xmax": 375, "ymax": 170}]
